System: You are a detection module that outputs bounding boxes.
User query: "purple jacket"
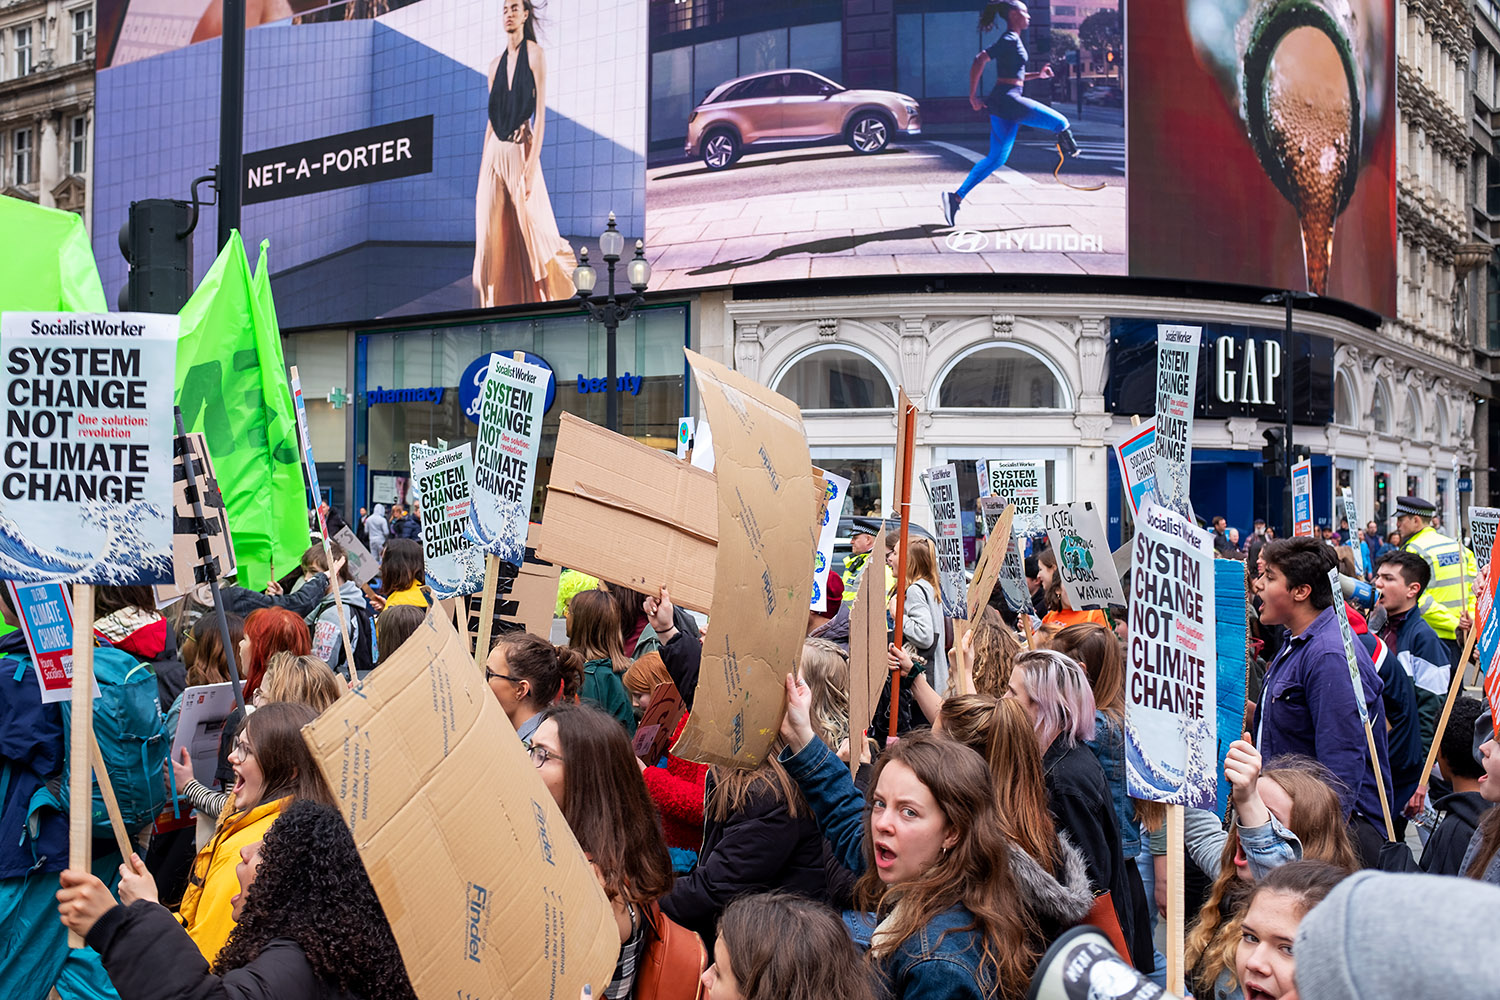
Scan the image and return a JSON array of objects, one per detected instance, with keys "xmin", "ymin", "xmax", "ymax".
[{"xmin": 1254, "ymin": 605, "xmax": 1394, "ymax": 823}]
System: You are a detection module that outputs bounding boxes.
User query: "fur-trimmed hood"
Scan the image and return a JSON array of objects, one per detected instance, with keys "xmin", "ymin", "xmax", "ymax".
[{"xmin": 1008, "ymin": 832, "xmax": 1095, "ymax": 927}]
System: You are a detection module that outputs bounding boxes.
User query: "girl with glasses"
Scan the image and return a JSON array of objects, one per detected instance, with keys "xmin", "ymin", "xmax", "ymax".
[{"xmin": 484, "ymin": 631, "xmax": 584, "ymax": 744}]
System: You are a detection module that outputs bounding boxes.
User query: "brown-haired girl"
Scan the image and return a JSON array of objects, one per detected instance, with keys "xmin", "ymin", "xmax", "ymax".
[
  {"xmin": 566, "ymin": 589, "xmax": 636, "ymax": 733},
  {"xmin": 702, "ymin": 893, "xmax": 876, "ymax": 1000},
  {"xmin": 484, "ymin": 631, "xmax": 584, "ymax": 744}
]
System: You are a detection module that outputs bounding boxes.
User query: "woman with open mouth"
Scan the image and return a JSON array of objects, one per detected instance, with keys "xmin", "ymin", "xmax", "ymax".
[
  {"xmin": 1232, "ymin": 860, "xmax": 1347, "ymax": 1000},
  {"xmin": 777, "ymin": 671, "xmax": 1040, "ymax": 999}
]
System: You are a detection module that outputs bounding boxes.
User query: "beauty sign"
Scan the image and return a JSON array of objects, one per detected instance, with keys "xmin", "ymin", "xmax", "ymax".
[
  {"xmin": 1042, "ymin": 502, "xmax": 1124, "ymax": 609},
  {"xmin": 467, "ymin": 353, "xmax": 548, "ymax": 567},
  {"xmin": 1125, "ymin": 504, "xmax": 1217, "ymax": 809},
  {"xmin": 926, "ymin": 464, "xmax": 968, "ymax": 619},
  {"xmin": 1113, "ymin": 419, "xmax": 1159, "ymax": 519},
  {"xmin": 1153, "ymin": 325, "xmax": 1201, "ymax": 519}
]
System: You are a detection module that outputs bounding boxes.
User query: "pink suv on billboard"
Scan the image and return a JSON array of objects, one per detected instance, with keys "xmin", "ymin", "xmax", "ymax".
[{"xmin": 684, "ymin": 69, "xmax": 921, "ymax": 170}]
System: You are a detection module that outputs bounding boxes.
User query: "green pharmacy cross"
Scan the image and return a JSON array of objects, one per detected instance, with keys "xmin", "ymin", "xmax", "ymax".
[{"xmin": 329, "ymin": 386, "xmax": 348, "ymax": 409}]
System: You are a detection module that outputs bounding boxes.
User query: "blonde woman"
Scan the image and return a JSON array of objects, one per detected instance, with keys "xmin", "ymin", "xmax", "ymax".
[{"xmin": 472, "ymin": 0, "xmax": 577, "ymax": 306}]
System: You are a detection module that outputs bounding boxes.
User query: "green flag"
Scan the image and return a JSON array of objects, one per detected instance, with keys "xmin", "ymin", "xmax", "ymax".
[
  {"xmin": 0, "ymin": 195, "xmax": 106, "ymax": 311},
  {"xmin": 176, "ymin": 232, "xmax": 306, "ymax": 589}
]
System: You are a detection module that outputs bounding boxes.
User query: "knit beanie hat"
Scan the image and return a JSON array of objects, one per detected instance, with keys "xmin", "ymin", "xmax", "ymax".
[{"xmin": 1294, "ymin": 871, "xmax": 1500, "ymax": 999}]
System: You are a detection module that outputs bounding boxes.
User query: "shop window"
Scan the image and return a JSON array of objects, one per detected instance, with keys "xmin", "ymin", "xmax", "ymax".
[
  {"xmin": 1333, "ymin": 369, "xmax": 1357, "ymax": 427},
  {"xmin": 935, "ymin": 346, "xmax": 1066, "ymax": 409},
  {"xmin": 1371, "ymin": 381, "xmax": 1391, "ymax": 434},
  {"xmin": 774, "ymin": 348, "xmax": 894, "ymax": 409}
]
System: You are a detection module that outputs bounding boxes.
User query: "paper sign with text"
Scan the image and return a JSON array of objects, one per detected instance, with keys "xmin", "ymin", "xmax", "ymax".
[
  {"xmin": 172, "ymin": 682, "xmax": 235, "ymax": 787},
  {"xmin": 468, "ymin": 354, "xmax": 548, "ymax": 566},
  {"xmin": 1339, "ymin": 488, "xmax": 1365, "ymax": 575},
  {"xmin": 927, "ymin": 464, "xmax": 968, "ymax": 619},
  {"xmin": 3, "ymin": 581, "xmax": 97, "ymax": 703},
  {"xmin": 1125, "ymin": 504, "xmax": 1217, "ymax": 809},
  {"xmin": 0, "ymin": 312, "xmax": 176, "ymax": 585},
  {"xmin": 1291, "ymin": 460, "xmax": 1313, "ymax": 537},
  {"xmin": 671, "ymin": 349, "xmax": 816, "ymax": 768},
  {"xmin": 414, "ymin": 444, "xmax": 485, "ymax": 599},
  {"xmin": 986, "ymin": 461, "xmax": 1046, "ymax": 536},
  {"xmin": 810, "ymin": 468, "xmax": 852, "ymax": 613},
  {"xmin": 677, "ymin": 417, "xmax": 695, "ymax": 460},
  {"xmin": 1113, "ymin": 419, "xmax": 1159, "ymax": 519},
  {"xmin": 1326, "ymin": 568, "xmax": 1370, "ymax": 726},
  {"xmin": 1153, "ymin": 325, "xmax": 1201, "ymax": 519},
  {"xmin": 980, "ymin": 496, "xmax": 1030, "ymax": 613},
  {"xmin": 1043, "ymin": 502, "xmax": 1124, "ymax": 609},
  {"xmin": 1470, "ymin": 507, "xmax": 1500, "ymax": 574},
  {"xmin": 333, "ymin": 526, "xmax": 380, "ymax": 585}
]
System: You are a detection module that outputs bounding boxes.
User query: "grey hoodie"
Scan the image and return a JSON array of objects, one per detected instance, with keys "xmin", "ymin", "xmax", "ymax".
[{"xmin": 1294, "ymin": 872, "xmax": 1500, "ymax": 1000}]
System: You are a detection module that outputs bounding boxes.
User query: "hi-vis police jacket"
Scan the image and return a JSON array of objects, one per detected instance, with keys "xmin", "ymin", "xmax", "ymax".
[{"xmin": 1403, "ymin": 526, "xmax": 1478, "ymax": 642}]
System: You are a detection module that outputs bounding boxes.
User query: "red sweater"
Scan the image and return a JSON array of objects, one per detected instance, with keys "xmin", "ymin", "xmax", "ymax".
[{"xmin": 641, "ymin": 714, "xmax": 707, "ymax": 851}]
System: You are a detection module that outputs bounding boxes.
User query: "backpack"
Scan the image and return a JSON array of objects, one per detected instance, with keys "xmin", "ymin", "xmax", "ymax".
[
  {"xmin": 634, "ymin": 902, "xmax": 705, "ymax": 1000},
  {"xmin": 27, "ymin": 646, "xmax": 169, "ymax": 840},
  {"xmin": 313, "ymin": 596, "xmax": 375, "ymax": 679}
]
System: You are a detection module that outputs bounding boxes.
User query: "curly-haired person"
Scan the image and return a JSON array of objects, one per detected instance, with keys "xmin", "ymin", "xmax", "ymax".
[{"xmin": 57, "ymin": 798, "xmax": 415, "ymax": 1000}]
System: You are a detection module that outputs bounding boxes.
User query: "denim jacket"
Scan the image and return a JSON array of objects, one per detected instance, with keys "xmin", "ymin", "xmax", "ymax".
[
  {"xmin": 1085, "ymin": 713, "xmax": 1140, "ymax": 858},
  {"xmin": 1182, "ymin": 806, "xmax": 1302, "ymax": 880},
  {"xmin": 781, "ymin": 737, "xmax": 993, "ymax": 1000}
]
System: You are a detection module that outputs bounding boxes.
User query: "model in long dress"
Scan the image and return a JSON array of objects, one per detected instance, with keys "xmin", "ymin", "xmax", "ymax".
[{"xmin": 473, "ymin": 0, "xmax": 576, "ymax": 307}]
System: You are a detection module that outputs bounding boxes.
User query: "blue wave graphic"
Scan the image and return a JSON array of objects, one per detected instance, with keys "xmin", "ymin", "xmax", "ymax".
[
  {"xmin": 0, "ymin": 502, "xmax": 172, "ymax": 585},
  {"xmin": 464, "ymin": 492, "xmax": 527, "ymax": 567}
]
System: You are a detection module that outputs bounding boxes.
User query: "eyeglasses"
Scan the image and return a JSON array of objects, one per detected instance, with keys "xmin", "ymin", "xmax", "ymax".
[
  {"xmin": 526, "ymin": 743, "xmax": 563, "ymax": 767},
  {"xmin": 485, "ymin": 667, "xmax": 523, "ymax": 685},
  {"xmin": 229, "ymin": 739, "xmax": 255, "ymax": 760}
]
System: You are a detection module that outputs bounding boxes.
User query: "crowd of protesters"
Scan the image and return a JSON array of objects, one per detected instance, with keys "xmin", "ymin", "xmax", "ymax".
[{"xmin": 3, "ymin": 488, "xmax": 1498, "ymax": 1000}]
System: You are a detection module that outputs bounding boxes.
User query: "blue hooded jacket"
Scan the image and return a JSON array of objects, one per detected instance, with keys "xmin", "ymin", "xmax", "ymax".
[{"xmin": 0, "ymin": 630, "xmax": 67, "ymax": 878}]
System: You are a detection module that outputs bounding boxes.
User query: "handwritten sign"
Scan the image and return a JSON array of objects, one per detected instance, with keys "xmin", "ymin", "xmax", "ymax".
[{"xmin": 1042, "ymin": 501, "xmax": 1124, "ymax": 609}]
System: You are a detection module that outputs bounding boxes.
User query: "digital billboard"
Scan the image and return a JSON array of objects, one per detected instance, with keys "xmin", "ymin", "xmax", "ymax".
[{"xmin": 92, "ymin": 0, "xmax": 644, "ymax": 328}]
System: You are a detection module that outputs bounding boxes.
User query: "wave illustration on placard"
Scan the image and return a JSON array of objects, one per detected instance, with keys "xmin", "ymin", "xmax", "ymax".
[
  {"xmin": 1125, "ymin": 714, "xmax": 1217, "ymax": 808},
  {"xmin": 0, "ymin": 501, "xmax": 172, "ymax": 584},
  {"xmin": 464, "ymin": 492, "xmax": 527, "ymax": 568}
]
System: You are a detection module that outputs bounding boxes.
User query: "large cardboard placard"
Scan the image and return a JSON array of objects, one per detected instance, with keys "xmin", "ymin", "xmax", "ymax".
[
  {"xmin": 1042, "ymin": 502, "xmax": 1125, "ymax": 610},
  {"xmin": 967, "ymin": 504, "xmax": 1014, "ymax": 621},
  {"xmin": 1153, "ymin": 325, "xmax": 1201, "ymax": 519},
  {"xmin": 537, "ymin": 413, "xmax": 718, "ymax": 613},
  {"xmin": 810, "ymin": 468, "xmax": 852, "ymax": 613},
  {"xmin": 985, "ymin": 461, "xmax": 1046, "ymax": 537},
  {"xmin": 1113, "ymin": 419, "xmax": 1159, "ymax": 519},
  {"xmin": 926, "ymin": 464, "xmax": 968, "ymax": 619},
  {"xmin": 0, "ymin": 312, "xmax": 176, "ymax": 585},
  {"xmin": 1126, "ymin": 504, "xmax": 1217, "ymax": 809},
  {"xmin": 847, "ymin": 526, "xmax": 888, "ymax": 779},
  {"xmin": 672, "ymin": 349, "xmax": 817, "ymax": 768},
  {"xmin": 414, "ymin": 444, "xmax": 486, "ymax": 600},
  {"xmin": 302, "ymin": 608, "xmax": 617, "ymax": 1000},
  {"xmin": 1291, "ymin": 460, "xmax": 1313, "ymax": 537},
  {"xmin": 979, "ymin": 496, "xmax": 1030, "ymax": 613},
  {"xmin": 159, "ymin": 431, "xmax": 237, "ymax": 598},
  {"xmin": 468, "ymin": 354, "xmax": 548, "ymax": 566}
]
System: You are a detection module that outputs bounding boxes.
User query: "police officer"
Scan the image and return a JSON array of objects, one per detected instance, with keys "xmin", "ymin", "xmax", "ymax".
[{"xmin": 1397, "ymin": 495, "xmax": 1476, "ymax": 666}]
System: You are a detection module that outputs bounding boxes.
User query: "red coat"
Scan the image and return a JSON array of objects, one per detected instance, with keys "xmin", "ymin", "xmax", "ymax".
[{"xmin": 641, "ymin": 713, "xmax": 707, "ymax": 851}]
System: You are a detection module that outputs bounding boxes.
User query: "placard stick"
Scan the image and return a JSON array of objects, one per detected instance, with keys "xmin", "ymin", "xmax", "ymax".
[
  {"xmin": 474, "ymin": 555, "xmax": 501, "ymax": 668},
  {"xmin": 1165, "ymin": 803, "xmax": 1185, "ymax": 995},
  {"xmin": 67, "ymin": 583, "xmax": 95, "ymax": 948},
  {"xmin": 1415, "ymin": 622, "xmax": 1480, "ymax": 809},
  {"xmin": 1364, "ymin": 722, "xmax": 1398, "ymax": 841},
  {"xmin": 1021, "ymin": 613, "xmax": 1038, "ymax": 651},
  {"xmin": 888, "ymin": 391, "xmax": 917, "ymax": 742},
  {"xmin": 455, "ymin": 595, "xmax": 467, "ymax": 653},
  {"xmin": 290, "ymin": 367, "xmax": 358, "ymax": 680},
  {"xmin": 89, "ymin": 731, "xmax": 134, "ymax": 860},
  {"xmin": 173, "ymin": 409, "xmax": 247, "ymax": 712}
]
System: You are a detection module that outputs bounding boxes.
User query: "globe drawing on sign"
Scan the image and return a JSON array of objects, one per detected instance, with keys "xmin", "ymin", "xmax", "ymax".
[{"xmin": 1059, "ymin": 534, "xmax": 1094, "ymax": 577}]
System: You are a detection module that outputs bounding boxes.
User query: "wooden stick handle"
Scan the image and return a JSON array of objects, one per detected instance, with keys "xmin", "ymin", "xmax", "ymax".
[
  {"xmin": 475, "ymin": 554, "xmax": 501, "ymax": 670},
  {"xmin": 89, "ymin": 731, "xmax": 134, "ymax": 860},
  {"xmin": 1416, "ymin": 621, "xmax": 1480, "ymax": 800},
  {"xmin": 1021, "ymin": 613, "xmax": 1038, "ymax": 651},
  {"xmin": 1165, "ymin": 803, "xmax": 1185, "ymax": 996},
  {"xmin": 68, "ymin": 584, "xmax": 95, "ymax": 949},
  {"xmin": 1365, "ymin": 721, "xmax": 1398, "ymax": 842}
]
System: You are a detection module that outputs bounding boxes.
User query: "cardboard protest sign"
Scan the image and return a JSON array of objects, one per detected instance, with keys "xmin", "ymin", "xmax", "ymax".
[
  {"xmin": 1113, "ymin": 419, "xmax": 1159, "ymax": 519},
  {"xmin": 1291, "ymin": 460, "xmax": 1313, "ymax": 537},
  {"xmin": 414, "ymin": 444, "xmax": 486, "ymax": 600},
  {"xmin": 537, "ymin": 413, "xmax": 718, "ymax": 613},
  {"xmin": 968, "ymin": 503, "xmax": 1014, "ymax": 621},
  {"xmin": 979, "ymin": 496, "xmax": 1030, "ymax": 613},
  {"xmin": 468, "ymin": 354, "xmax": 548, "ymax": 566},
  {"xmin": 1126, "ymin": 504, "xmax": 1217, "ymax": 809},
  {"xmin": 171, "ymin": 682, "xmax": 235, "ymax": 787},
  {"xmin": 1470, "ymin": 507, "xmax": 1500, "ymax": 572},
  {"xmin": 1153, "ymin": 325, "xmax": 1201, "ymax": 519},
  {"xmin": 302, "ymin": 608, "xmax": 617, "ymax": 1000},
  {"xmin": 811, "ymin": 468, "xmax": 852, "ymax": 613},
  {"xmin": 2, "ymin": 581, "xmax": 98, "ymax": 703},
  {"xmin": 156, "ymin": 432, "xmax": 237, "ymax": 599},
  {"xmin": 333, "ymin": 526, "xmax": 380, "ymax": 586},
  {"xmin": 848, "ymin": 526, "xmax": 888, "ymax": 780},
  {"xmin": 0, "ymin": 312, "xmax": 176, "ymax": 585},
  {"xmin": 986, "ymin": 461, "xmax": 1046, "ymax": 536},
  {"xmin": 1043, "ymin": 502, "xmax": 1125, "ymax": 609},
  {"xmin": 1339, "ymin": 489, "xmax": 1365, "ymax": 575},
  {"xmin": 926, "ymin": 465, "xmax": 968, "ymax": 619},
  {"xmin": 672, "ymin": 349, "xmax": 817, "ymax": 768},
  {"xmin": 632, "ymin": 675, "xmax": 685, "ymax": 764}
]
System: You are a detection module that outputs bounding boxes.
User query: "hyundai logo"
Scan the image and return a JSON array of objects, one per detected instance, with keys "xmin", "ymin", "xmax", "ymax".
[{"xmin": 945, "ymin": 229, "xmax": 989, "ymax": 253}]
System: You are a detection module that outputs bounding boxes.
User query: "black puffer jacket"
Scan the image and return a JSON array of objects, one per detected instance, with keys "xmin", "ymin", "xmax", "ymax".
[
  {"xmin": 659, "ymin": 768, "xmax": 830, "ymax": 943},
  {"xmin": 89, "ymin": 901, "xmax": 357, "ymax": 1000}
]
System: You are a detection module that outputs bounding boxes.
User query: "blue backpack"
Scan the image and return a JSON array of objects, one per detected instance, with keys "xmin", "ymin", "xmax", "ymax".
[{"xmin": 27, "ymin": 646, "xmax": 170, "ymax": 841}]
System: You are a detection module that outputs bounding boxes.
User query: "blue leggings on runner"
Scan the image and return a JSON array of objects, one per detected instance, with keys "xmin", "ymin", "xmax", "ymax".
[{"xmin": 956, "ymin": 100, "xmax": 1071, "ymax": 199}]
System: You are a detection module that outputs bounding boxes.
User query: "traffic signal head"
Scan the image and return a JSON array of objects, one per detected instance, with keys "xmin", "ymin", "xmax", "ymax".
[
  {"xmin": 118, "ymin": 199, "xmax": 194, "ymax": 313},
  {"xmin": 1261, "ymin": 427, "xmax": 1287, "ymax": 478}
]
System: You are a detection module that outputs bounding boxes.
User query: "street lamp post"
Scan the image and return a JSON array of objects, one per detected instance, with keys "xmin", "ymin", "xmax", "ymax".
[
  {"xmin": 572, "ymin": 213, "xmax": 652, "ymax": 433},
  {"xmin": 1261, "ymin": 289, "xmax": 1316, "ymax": 537}
]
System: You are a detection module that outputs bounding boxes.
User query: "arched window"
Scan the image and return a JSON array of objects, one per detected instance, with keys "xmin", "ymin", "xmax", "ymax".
[
  {"xmin": 934, "ymin": 345, "xmax": 1068, "ymax": 409},
  {"xmin": 1431, "ymin": 400, "xmax": 1448, "ymax": 445},
  {"xmin": 1333, "ymin": 369, "xmax": 1357, "ymax": 428},
  {"xmin": 772, "ymin": 346, "xmax": 894, "ymax": 409},
  {"xmin": 1371, "ymin": 380, "xmax": 1392, "ymax": 434},
  {"xmin": 1400, "ymin": 388, "xmax": 1421, "ymax": 437}
]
